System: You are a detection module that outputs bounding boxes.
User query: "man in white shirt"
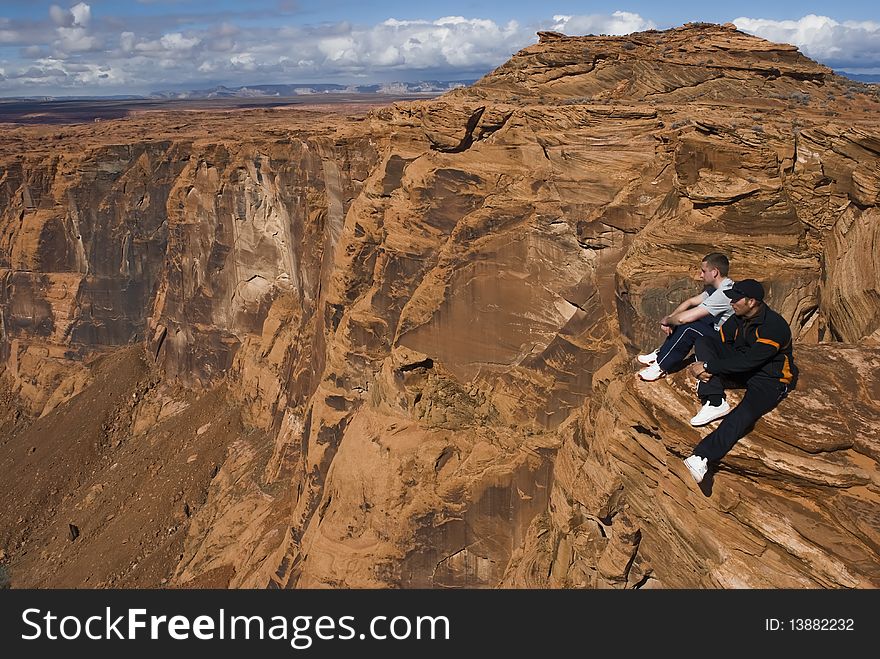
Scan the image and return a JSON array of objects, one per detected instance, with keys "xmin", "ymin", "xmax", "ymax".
[{"xmin": 637, "ymin": 253, "xmax": 734, "ymax": 382}]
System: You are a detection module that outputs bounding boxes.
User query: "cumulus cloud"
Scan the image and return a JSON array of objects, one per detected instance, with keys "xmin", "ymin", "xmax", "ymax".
[
  {"xmin": 551, "ymin": 11, "xmax": 656, "ymax": 36},
  {"xmin": 734, "ymin": 15, "xmax": 880, "ymax": 71},
  {"xmin": 56, "ymin": 26, "xmax": 99, "ymax": 52},
  {"xmin": 50, "ymin": 2, "xmax": 91, "ymax": 28},
  {"xmin": 301, "ymin": 16, "xmax": 527, "ymax": 72},
  {"xmin": 132, "ymin": 32, "xmax": 200, "ymax": 53},
  {"xmin": 120, "ymin": 31, "xmax": 135, "ymax": 53},
  {"xmin": 216, "ymin": 22, "xmax": 239, "ymax": 38},
  {"xmin": 0, "ymin": 29, "xmax": 21, "ymax": 44},
  {"xmin": 70, "ymin": 3, "xmax": 92, "ymax": 28},
  {"xmin": 159, "ymin": 33, "xmax": 201, "ymax": 50},
  {"xmin": 52, "ymin": 3, "xmax": 99, "ymax": 54},
  {"xmin": 49, "ymin": 5, "xmax": 72, "ymax": 27}
]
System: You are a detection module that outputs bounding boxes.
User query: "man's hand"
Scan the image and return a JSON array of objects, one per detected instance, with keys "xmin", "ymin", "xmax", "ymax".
[
  {"xmin": 660, "ymin": 317, "xmax": 673, "ymax": 336},
  {"xmin": 688, "ymin": 361, "xmax": 712, "ymax": 382}
]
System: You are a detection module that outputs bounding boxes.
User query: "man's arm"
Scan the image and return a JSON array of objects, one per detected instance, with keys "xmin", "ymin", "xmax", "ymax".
[
  {"xmin": 690, "ymin": 316, "xmax": 740, "ymax": 381},
  {"xmin": 704, "ymin": 341, "xmax": 778, "ymax": 375},
  {"xmin": 704, "ymin": 318, "xmax": 790, "ymax": 375},
  {"xmin": 661, "ymin": 292, "xmax": 708, "ymax": 326},
  {"xmin": 716, "ymin": 315, "xmax": 737, "ymax": 345},
  {"xmin": 664, "ymin": 304, "xmax": 710, "ymax": 326}
]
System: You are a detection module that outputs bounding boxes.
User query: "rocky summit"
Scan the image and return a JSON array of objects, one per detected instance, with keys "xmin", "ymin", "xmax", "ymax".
[{"xmin": 1, "ymin": 23, "xmax": 878, "ymax": 589}]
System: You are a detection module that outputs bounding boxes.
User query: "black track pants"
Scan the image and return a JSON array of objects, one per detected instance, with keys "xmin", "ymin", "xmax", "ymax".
[
  {"xmin": 655, "ymin": 316, "xmax": 716, "ymax": 371},
  {"xmin": 693, "ymin": 335, "xmax": 791, "ymax": 463}
]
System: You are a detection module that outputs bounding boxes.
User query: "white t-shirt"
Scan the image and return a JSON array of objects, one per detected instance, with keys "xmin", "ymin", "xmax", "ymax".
[{"xmin": 699, "ymin": 277, "xmax": 735, "ymax": 330}]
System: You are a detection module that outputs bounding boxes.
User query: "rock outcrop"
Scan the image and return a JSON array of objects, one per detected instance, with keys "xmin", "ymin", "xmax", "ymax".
[{"xmin": 1, "ymin": 23, "xmax": 878, "ymax": 588}]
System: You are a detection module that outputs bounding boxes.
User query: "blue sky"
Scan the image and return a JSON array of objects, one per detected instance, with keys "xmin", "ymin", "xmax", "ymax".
[{"xmin": 1, "ymin": 1, "xmax": 878, "ymax": 96}]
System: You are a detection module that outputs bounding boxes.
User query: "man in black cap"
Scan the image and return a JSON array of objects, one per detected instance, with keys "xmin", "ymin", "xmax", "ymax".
[{"xmin": 682, "ymin": 279, "xmax": 798, "ymax": 483}]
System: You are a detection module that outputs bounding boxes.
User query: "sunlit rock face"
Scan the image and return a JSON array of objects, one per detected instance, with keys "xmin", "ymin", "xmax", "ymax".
[{"xmin": 1, "ymin": 23, "xmax": 879, "ymax": 589}]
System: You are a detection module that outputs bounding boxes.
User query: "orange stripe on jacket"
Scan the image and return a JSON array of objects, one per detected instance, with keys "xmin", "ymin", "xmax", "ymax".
[
  {"xmin": 781, "ymin": 355, "xmax": 793, "ymax": 384},
  {"xmin": 755, "ymin": 328, "xmax": 780, "ymax": 350}
]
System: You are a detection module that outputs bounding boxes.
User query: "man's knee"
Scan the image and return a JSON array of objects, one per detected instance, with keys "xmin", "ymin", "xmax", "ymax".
[
  {"xmin": 666, "ymin": 323, "xmax": 688, "ymax": 339},
  {"xmin": 741, "ymin": 383, "xmax": 785, "ymax": 418}
]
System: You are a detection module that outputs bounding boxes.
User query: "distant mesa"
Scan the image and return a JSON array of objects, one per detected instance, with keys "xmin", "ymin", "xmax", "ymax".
[
  {"xmin": 147, "ymin": 80, "xmax": 477, "ymax": 100},
  {"xmin": 835, "ymin": 72, "xmax": 880, "ymax": 84},
  {"xmin": 0, "ymin": 80, "xmax": 477, "ymax": 104}
]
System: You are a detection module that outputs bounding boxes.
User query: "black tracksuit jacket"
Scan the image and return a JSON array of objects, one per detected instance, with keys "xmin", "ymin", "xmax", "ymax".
[{"xmin": 704, "ymin": 304, "xmax": 798, "ymax": 386}]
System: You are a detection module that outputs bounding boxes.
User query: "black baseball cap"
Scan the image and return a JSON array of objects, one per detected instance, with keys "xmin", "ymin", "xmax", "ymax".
[{"xmin": 724, "ymin": 279, "xmax": 765, "ymax": 302}]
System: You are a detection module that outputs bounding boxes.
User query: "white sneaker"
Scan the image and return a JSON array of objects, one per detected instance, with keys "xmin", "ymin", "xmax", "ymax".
[
  {"xmin": 684, "ymin": 455, "xmax": 708, "ymax": 483},
  {"xmin": 638, "ymin": 362, "xmax": 665, "ymax": 381},
  {"xmin": 689, "ymin": 399, "xmax": 731, "ymax": 426},
  {"xmin": 637, "ymin": 349, "xmax": 659, "ymax": 365}
]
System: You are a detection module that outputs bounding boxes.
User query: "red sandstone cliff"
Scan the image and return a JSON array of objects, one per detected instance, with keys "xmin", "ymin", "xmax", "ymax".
[{"xmin": 1, "ymin": 23, "xmax": 878, "ymax": 588}]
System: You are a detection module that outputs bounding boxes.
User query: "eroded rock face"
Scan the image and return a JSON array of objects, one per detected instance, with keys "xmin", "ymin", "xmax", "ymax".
[
  {"xmin": 507, "ymin": 347, "xmax": 880, "ymax": 588},
  {"xmin": 1, "ymin": 141, "xmax": 180, "ymax": 414},
  {"xmin": 1, "ymin": 24, "xmax": 879, "ymax": 589}
]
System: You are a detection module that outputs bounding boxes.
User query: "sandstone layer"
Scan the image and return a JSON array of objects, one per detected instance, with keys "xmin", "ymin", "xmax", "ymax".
[{"xmin": 1, "ymin": 23, "xmax": 879, "ymax": 588}]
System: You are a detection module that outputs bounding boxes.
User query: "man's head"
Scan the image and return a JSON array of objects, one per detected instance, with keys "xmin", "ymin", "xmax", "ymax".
[
  {"xmin": 700, "ymin": 252, "xmax": 729, "ymax": 284},
  {"xmin": 724, "ymin": 278, "xmax": 764, "ymax": 317}
]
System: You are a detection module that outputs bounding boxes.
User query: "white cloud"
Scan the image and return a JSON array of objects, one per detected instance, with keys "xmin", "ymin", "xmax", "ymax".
[
  {"xmin": 159, "ymin": 33, "xmax": 201, "ymax": 50},
  {"xmin": 51, "ymin": 3, "xmax": 98, "ymax": 54},
  {"xmin": 216, "ymin": 23, "xmax": 238, "ymax": 38},
  {"xmin": 734, "ymin": 15, "xmax": 880, "ymax": 70},
  {"xmin": 262, "ymin": 16, "xmax": 532, "ymax": 77},
  {"xmin": 56, "ymin": 26, "xmax": 98, "ymax": 52},
  {"xmin": 374, "ymin": 45, "xmax": 402, "ymax": 67},
  {"xmin": 49, "ymin": 5, "xmax": 71, "ymax": 27},
  {"xmin": 75, "ymin": 63, "xmax": 124, "ymax": 85},
  {"xmin": 319, "ymin": 16, "xmax": 528, "ymax": 71},
  {"xmin": 0, "ymin": 30, "xmax": 20, "ymax": 44},
  {"xmin": 133, "ymin": 32, "xmax": 200, "ymax": 53},
  {"xmin": 208, "ymin": 37, "xmax": 236, "ymax": 53},
  {"xmin": 318, "ymin": 36, "xmax": 358, "ymax": 63},
  {"xmin": 552, "ymin": 11, "xmax": 656, "ymax": 36},
  {"xmin": 230, "ymin": 53, "xmax": 256, "ymax": 69},
  {"xmin": 49, "ymin": 3, "xmax": 91, "ymax": 28},
  {"xmin": 5, "ymin": 56, "xmax": 128, "ymax": 90},
  {"xmin": 120, "ymin": 31, "xmax": 135, "ymax": 53},
  {"xmin": 70, "ymin": 3, "xmax": 91, "ymax": 28}
]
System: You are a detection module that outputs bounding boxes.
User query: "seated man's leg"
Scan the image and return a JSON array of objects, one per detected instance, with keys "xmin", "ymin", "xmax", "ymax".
[
  {"xmin": 655, "ymin": 316, "xmax": 716, "ymax": 373},
  {"xmin": 694, "ymin": 334, "xmax": 726, "ymax": 405},
  {"xmin": 693, "ymin": 377, "xmax": 791, "ymax": 463},
  {"xmin": 688, "ymin": 334, "xmax": 741, "ymax": 426}
]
